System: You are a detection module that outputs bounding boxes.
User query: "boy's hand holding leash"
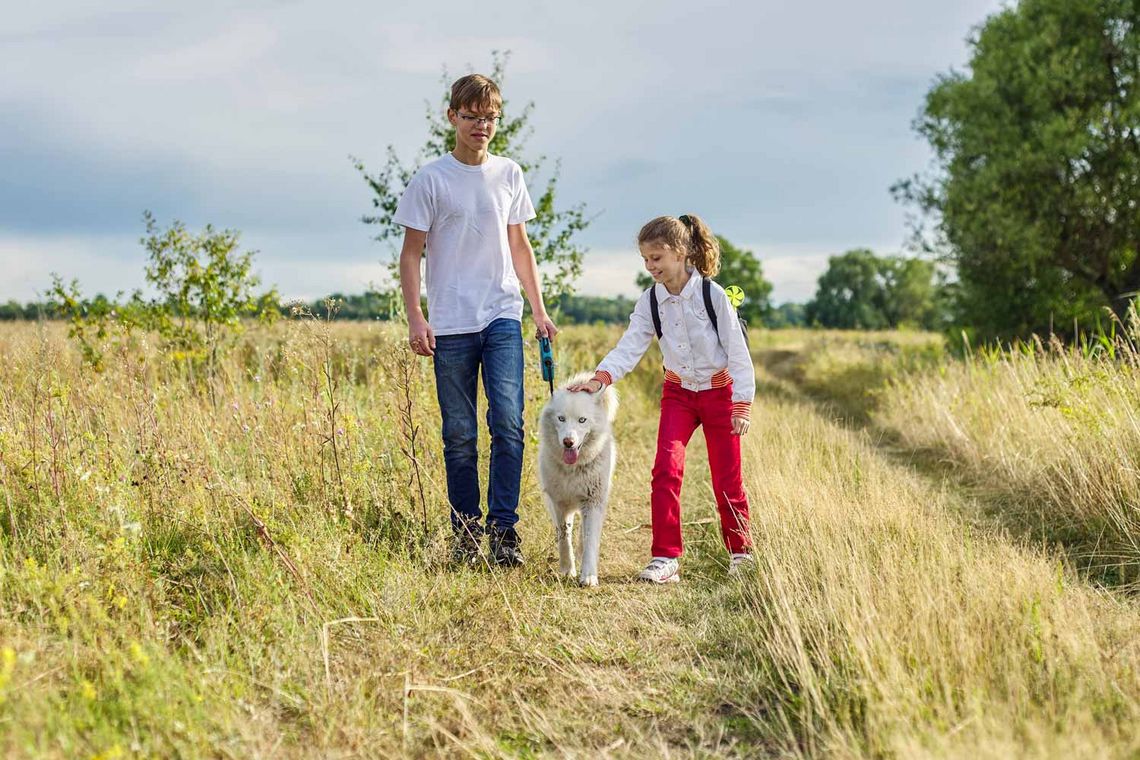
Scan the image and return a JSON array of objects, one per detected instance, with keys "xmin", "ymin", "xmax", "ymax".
[
  {"xmin": 533, "ymin": 311, "xmax": 558, "ymax": 341},
  {"xmin": 534, "ymin": 311, "xmax": 559, "ymax": 396},
  {"xmin": 538, "ymin": 335, "xmax": 555, "ymax": 395}
]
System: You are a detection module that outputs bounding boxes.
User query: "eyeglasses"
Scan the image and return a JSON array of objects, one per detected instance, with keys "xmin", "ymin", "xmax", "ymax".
[{"xmin": 457, "ymin": 112, "xmax": 501, "ymax": 127}]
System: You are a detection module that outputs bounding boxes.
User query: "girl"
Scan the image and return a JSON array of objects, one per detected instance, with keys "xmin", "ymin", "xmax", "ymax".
[{"xmin": 570, "ymin": 214, "xmax": 754, "ymax": 583}]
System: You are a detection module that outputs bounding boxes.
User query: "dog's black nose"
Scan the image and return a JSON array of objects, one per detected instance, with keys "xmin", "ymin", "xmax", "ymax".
[{"xmin": 562, "ymin": 437, "xmax": 574, "ymax": 448}]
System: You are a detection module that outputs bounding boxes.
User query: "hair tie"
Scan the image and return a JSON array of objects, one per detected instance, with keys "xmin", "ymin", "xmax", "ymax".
[{"xmin": 678, "ymin": 214, "xmax": 693, "ymax": 229}]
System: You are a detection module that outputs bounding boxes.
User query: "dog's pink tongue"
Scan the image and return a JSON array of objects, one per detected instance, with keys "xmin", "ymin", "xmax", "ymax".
[{"xmin": 562, "ymin": 447, "xmax": 579, "ymax": 465}]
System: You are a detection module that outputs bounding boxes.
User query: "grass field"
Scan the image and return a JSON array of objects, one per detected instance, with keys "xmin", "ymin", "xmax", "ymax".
[{"xmin": 2, "ymin": 320, "xmax": 1139, "ymax": 758}]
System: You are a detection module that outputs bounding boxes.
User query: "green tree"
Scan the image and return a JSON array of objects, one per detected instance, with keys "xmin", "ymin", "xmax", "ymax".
[
  {"xmin": 635, "ymin": 235, "xmax": 774, "ymax": 325},
  {"xmin": 0, "ymin": 299, "xmax": 59, "ymax": 320},
  {"xmin": 283, "ymin": 290, "xmax": 401, "ymax": 321},
  {"xmin": 0, "ymin": 300, "xmax": 24, "ymax": 320},
  {"xmin": 50, "ymin": 214, "xmax": 279, "ymax": 375},
  {"xmin": 555, "ymin": 294, "xmax": 638, "ymax": 325},
  {"xmin": 49, "ymin": 279, "xmax": 138, "ymax": 370},
  {"xmin": 139, "ymin": 211, "xmax": 279, "ymax": 375},
  {"xmin": 805, "ymin": 249, "xmax": 889, "ymax": 329},
  {"xmin": 805, "ymin": 249, "xmax": 945, "ymax": 330},
  {"xmin": 895, "ymin": 0, "xmax": 1140, "ymax": 338},
  {"xmin": 767, "ymin": 302, "xmax": 807, "ymax": 328},
  {"xmin": 880, "ymin": 257, "xmax": 940, "ymax": 329},
  {"xmin": 354, "ymin": 52, "xmax": 589, "ymax": 300}
]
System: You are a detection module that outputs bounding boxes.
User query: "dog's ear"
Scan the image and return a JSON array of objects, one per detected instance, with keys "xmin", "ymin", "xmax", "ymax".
[{"xmin": 595, "ymin": 383, "xmax": 619, "ymax": 423}]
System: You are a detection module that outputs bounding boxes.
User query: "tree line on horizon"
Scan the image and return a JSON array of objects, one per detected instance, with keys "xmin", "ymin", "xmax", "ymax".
[{"xmin": 0, "ymin": 243, "xmax": 945, "ymax": 331}]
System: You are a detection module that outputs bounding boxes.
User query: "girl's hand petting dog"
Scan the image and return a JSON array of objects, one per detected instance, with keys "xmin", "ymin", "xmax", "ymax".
[
  {"xmin": 731, "ymin": 415, "xmax": 750, "ymax": 436},
  {"xmin": 568, "ymin": 379, "xmax": 604, "ymax": 394}
]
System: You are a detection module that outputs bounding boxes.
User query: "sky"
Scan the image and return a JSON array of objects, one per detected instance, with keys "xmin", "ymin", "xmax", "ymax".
[{"xmin": 0, "ymin": 0, "xmax": 1008, "ymax": 306}]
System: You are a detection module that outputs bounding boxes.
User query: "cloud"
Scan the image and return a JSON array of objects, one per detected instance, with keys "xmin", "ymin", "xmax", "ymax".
[
  {"xmin": 0, "ymin": 0, "xmax": 1008, "ymax": 305},
  {"xmin": 573, "ymin": 248, "xmax": 642, "ymax": 299},
  {"xmin": 755, "ymin": 238, "xmax": 912, "ymax": 305},
  {"xmin": 134, "ymin": 21, "xmax": 277, "ymax": 80},
  {"xmin": 760, "ymin": 252, "xmax": 833, "ymax": 305},
  {"xmin": 0, "ymin": 233, "xmax": 145, "ymax": 300},
  {"xmin": 368, "ymin": 25, "xmax": 552, "ymax": 76}
]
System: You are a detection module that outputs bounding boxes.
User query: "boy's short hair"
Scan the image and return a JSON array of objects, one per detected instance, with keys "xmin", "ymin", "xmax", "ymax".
[{"xmin": 450, "ymin": 74, "xmax": 502, "ymax": 114}]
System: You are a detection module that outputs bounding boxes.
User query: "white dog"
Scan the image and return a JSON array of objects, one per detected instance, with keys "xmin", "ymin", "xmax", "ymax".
[{"xmin": 537, "ymin": 372, "xmax": 619, "ymax": 586}]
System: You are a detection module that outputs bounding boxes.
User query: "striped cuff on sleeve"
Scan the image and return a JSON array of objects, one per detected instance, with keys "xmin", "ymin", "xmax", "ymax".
[
  {"xmin": 730, "ymin": 401, "xmax": 752, "ymax": 421},
  {"xmin": 593, "ymin": 370, "xmax": 614, "ymax": 387}
]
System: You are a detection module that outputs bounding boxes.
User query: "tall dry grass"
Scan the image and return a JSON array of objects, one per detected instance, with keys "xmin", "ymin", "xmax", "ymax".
[
  {"xmin": 0, "ymin": 319, "xmax": 744, "ymax": 757},
  {"xmin": 875, "ymin": 328, "xmax": 1140, "ymax": 588},
  {"xmin": 2, "ymin": 320, "xmax": 1140, "ymax": 757},
  {"xmin": 715, "ymin": 387, "xmax": 1140, "ymax": 757}
]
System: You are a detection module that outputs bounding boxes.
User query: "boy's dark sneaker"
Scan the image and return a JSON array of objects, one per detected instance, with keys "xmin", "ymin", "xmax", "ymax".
[
  {"xmin": 489, "ymin": 527, "xmax": 524, "ymax": 567},
  {"xmin": 450, "ymin": 525, "xmax": 483, "ymax": 568}
]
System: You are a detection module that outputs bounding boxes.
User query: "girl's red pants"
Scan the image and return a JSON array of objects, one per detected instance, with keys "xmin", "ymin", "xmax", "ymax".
[{"xmin": 650, "ymin": 381, "xmax": 752, "ymax": 558}]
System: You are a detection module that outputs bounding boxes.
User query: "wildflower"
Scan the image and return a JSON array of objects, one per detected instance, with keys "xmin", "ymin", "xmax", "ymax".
[
  {"xmin": 0, "ymin": 647, "xmax": 15, "ymax": 700},
  {"xmin": 90, "ymin": 744, "xmax": 124, "ymax": 760},
  {"xmin": 80, "ymin": 679, "xmax": 97, "ymax": 701},
  {"xmin": 128, "ymin": 641, "xmax": 150, "ymax": 667}
]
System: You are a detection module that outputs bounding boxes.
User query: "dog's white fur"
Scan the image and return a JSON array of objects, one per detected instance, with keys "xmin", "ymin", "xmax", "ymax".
[{"xmin": 537, "ymin": 372, "xmax": 619, "ymax": 586}]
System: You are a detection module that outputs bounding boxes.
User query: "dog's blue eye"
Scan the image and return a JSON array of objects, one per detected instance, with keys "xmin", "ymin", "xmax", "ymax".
[
  {"xmin": 558, "ymin": 415, "xmax": 565, "ymax": 422},
  {"xmin": 578, "ymin": 417, "xmax": 587, "ymax": 423}
]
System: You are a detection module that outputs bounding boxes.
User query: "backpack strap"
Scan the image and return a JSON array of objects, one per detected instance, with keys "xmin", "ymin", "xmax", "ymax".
[
  {"xmin": 652, "ymin": 279, "xmax": 722, "ymax": 341},
  {"xmin": 702, "ymin": 277, "xmax": 720, "ymax": 336},
  {"xmin": 648, "ymin": 285, "xmax": 662, "ymax": 339}
]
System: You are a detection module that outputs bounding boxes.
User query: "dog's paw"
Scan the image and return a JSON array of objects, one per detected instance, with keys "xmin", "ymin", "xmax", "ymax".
[{"xmin": 578, "ymin": 575, "xmax": 598, "ymax": 587}]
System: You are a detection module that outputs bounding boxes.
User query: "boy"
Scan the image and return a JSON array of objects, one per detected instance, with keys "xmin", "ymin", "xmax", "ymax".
[{"xmin": 394, "ymin": 74, "xmax": 558, "ymax": 567}]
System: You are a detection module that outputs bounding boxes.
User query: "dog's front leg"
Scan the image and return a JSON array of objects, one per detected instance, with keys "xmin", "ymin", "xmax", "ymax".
[
  {"xmin": 558, "ymin": 513, "xmax": 576, "ymax": 578},
  {"xmin": 578, "ymin": 503, "xmax": 606, "ymax": 587},
  {"xmin": 547, "ymin": 495, "xmax": 576, "ymax": 578}
]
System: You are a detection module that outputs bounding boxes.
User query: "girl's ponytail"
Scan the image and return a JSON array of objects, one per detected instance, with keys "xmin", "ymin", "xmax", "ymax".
[
  {"xmin": 638, "ymin": 214, "xmax": 721, "ymax": 278},
  {"xmin": 679, "ymin": 214, "xmax": 720, "ymax": 278}
]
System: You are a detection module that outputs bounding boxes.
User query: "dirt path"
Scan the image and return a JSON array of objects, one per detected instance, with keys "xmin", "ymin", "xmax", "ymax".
[{"xmin": 439, "ymin": 350, "xmax": 1140, "ymax": 757}]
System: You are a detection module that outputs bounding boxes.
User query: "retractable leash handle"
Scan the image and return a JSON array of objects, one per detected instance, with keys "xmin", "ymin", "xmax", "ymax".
[{"xmin": 539, "ymin": 336, "xmax": 555, "ymax": 396}]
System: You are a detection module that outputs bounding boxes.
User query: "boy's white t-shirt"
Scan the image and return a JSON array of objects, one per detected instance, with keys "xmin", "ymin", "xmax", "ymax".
[{"xmin": 393, "ymin": 153, "xmax": 537, "ymax": 336}]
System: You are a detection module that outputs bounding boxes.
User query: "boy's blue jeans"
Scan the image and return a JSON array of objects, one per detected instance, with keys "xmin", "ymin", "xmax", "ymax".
[{"xmin": 432, "ymin": 318, "xmax": 525, "ymax": 536}]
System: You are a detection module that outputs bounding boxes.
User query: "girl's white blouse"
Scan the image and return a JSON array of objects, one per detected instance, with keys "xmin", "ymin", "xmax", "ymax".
[{"xmin": 596, "ymin": 273, "xmax": 755, "ymax": 406}]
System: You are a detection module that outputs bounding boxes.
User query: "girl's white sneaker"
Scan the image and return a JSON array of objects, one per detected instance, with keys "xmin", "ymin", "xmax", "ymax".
[
  {"xmin": 637, "ymin": 557, "xmax": 680, "ymax": 584},
  {"xmin": 728, "ymin": 553, "xmax": 755, "ymax": 578}
]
